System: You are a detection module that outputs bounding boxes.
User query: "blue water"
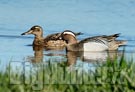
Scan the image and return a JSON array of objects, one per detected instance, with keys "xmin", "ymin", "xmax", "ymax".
[{"xmin": 0, "ymin": 0, "xmax": 135, "ymax": 71}]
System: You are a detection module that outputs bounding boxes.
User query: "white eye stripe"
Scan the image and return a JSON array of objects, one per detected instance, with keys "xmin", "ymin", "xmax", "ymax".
[
  {"xmin": 35, "ymin": 26, "xmax": 40, "ymax": 29},
  {"xmin": 63, "ymin": 32, "xmax": 76, "ymax": 37}
]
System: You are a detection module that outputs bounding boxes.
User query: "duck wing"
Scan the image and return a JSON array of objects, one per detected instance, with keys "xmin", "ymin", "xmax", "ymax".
[
  {"xmin": 45, "ymin": 32, "xmax": 83, "ymax": 41},
  {"xmin": 78, "ymin": 33, "xmax": 124, "ymax": 51},
  {"xmin": 80, "ymin": 33, "xmax": 120, "ymax": 44},
  {"xmin": 79, "ymin": 36, "xmax": 108, "ymax": 46},
  {"xmin": 44, "ymin": 33, "xmax": 61, "ymax": 41},
  {"xmin": 102, "ymin": 33, "xmax": 120, "ymax": 41}
]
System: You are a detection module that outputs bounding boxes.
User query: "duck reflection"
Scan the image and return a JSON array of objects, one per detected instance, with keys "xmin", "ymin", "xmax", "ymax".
[
  {"xmin": 27, "ymin": 45, "xmax": 121, "ymax": 65},
  {"xmin": 27, "ymin": 45, "xmax": 66, "ymax": 63},
  {"xmin": 66, "ymin": 51, "xmax": 80, "ymax": 66},
  {"xmin": 66, "ymin": 50, "xmax": 120, "ymax": 66},
  {"xmin": 28, "ymin": 45, "xmax": 44, "ymax": 63},
  {"xmin": 82, "ymin": 51, "xmax": 119, "ymax": 62}
]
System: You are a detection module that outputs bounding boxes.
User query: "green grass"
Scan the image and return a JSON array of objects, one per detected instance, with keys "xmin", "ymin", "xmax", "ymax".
[{"xmin": 0, "ymin": 54, "xmax": 135, "ymax": 92}]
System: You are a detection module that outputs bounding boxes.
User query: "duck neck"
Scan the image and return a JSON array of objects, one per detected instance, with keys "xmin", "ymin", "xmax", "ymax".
[
  {"xmin": 67, "ymin": 37, "xmax": 77, "ymax": 45},
  {"xmin": 33, "ymin": 34, "xmax": 44, "ymax": 46},
  {"xmin": 35, "ymin": 34, "xmax": 43, "ymax": 40}
]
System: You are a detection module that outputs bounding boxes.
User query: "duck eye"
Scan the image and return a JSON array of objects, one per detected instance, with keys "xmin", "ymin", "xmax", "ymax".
[{"xmin": 31, "ymin": 28, "xmax": 34, "ymax": 30}]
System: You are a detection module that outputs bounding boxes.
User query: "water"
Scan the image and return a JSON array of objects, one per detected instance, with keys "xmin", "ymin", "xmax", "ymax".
[{"xmin": 0, "ymin": 0, "xmax": 135, "ymax": 72}]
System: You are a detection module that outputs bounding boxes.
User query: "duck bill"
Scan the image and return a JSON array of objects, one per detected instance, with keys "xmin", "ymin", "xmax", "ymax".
[{"xmin": 21, "ymin": 30, "xmax": 33, "ymax": 35}]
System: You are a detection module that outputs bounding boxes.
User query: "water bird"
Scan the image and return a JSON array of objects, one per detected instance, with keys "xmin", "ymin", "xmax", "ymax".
[
  {"xmin": 60, "ymin": 31, "xmax": 127, "ymax": 51},
  {"xmin": 21, "ymin": 25, "xmax": 82, "ymax": 49}
]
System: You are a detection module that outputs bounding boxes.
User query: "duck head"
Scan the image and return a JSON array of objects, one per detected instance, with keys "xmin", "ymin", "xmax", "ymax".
[
  {"xmin": 21, "ymin": 25, "xmax": 43, "ymax": 38},
  {"xmin": 60, "ymin": 30, "xmax": 78, "ymax": 44}
]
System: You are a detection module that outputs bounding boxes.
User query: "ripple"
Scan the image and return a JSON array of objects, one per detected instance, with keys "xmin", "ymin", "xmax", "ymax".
[{"xmin": 0, "ymin": 34, "xmax": 33, "ymax": 39}]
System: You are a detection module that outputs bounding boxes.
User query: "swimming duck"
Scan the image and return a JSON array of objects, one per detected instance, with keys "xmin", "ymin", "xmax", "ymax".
[
  {"xmin": 21, "ymin": 25, "xmax": 82, "ymax": 48},
  {"xmin": 60, "ymin": 31, "xmax": 127, "ymax": 51}
]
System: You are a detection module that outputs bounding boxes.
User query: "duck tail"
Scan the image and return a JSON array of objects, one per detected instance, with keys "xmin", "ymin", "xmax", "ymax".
[
  {"xmin": 117, "ymin": 40, "xmax": 127, "ymax": 46},
  {"xmin": 105, "ymin": 33, "xmax": 121, "ymax": 40},
  {"xmin": 112, "ymin": 33, "xmax": 121, "ymax": 38}
]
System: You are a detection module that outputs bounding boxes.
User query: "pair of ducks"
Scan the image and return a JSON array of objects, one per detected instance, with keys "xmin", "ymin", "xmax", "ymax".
[{"xmin": 21, "ymin": 25, "xmax": 126, "ymax": 51}]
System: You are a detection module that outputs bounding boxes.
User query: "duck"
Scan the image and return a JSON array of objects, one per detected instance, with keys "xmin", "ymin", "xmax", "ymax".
[
  {"xmin": 21, "ymin": 25, "xmax": 82, "ymax": 48},
  {"xmin": 60, "ymin": 31, "xmax": 127, "ymax": 51}
]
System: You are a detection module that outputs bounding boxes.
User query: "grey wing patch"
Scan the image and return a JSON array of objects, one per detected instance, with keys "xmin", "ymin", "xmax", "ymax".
[
  {"xmin": 78, "ymin": 34, "xmax": 121, "ymax": 50},
  {"xmin": 91, "ymin": 38, "xmax": 107, "ymax": 45},
  {"xmin": 80, "ymin": 36, "xmax": 108, "ymax": 46}
]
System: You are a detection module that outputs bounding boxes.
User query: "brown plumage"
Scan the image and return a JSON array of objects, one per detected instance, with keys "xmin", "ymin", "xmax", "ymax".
[{"xmin": 21, "ymin": 25, "xmax": 82, "ymax": 49}]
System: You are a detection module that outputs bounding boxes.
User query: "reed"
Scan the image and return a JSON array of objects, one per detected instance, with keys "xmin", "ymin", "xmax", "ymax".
[{"xmin": 0, "ymin": 53, "xmax": 135, "ymax": 92}]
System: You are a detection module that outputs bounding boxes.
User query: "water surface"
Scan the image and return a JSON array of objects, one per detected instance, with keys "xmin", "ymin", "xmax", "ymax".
[{"xmin": 0, "ymin": 0, "xmax": 135, "ymax": 72}]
